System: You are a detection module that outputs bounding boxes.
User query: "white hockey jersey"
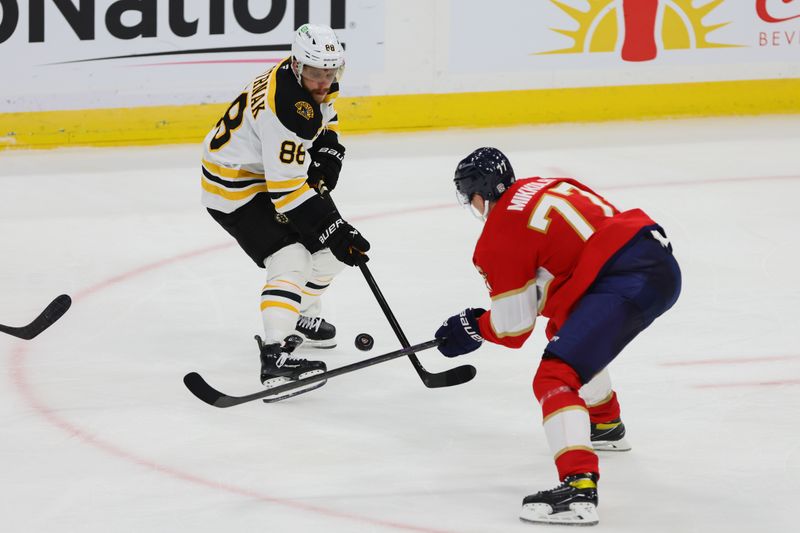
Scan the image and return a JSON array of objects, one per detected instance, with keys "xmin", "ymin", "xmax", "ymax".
[{"xmin": 201, "ymin": 57, "xmax": 340, "ymax": 215}]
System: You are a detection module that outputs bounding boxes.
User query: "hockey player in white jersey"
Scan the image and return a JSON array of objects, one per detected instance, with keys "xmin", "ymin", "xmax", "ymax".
[{"xmin": 201, "ymin": 24, "xmax": 370, "ymax": 396}]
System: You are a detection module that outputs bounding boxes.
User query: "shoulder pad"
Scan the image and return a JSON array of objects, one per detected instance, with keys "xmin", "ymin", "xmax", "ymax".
[{"xmin": 272, "ymin": 60, "xmax": 323, "ymax": 140}]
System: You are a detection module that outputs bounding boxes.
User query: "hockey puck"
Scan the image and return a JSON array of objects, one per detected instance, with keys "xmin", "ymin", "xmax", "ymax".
[{"xmin": 355, "ymin": 333, "xmax": 374, "ymax": 351}]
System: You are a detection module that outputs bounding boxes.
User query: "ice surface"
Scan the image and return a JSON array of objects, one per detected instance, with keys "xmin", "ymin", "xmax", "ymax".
[{"xmin": 1, "ymin": 116, "xmax": 799, "ymax": 532}]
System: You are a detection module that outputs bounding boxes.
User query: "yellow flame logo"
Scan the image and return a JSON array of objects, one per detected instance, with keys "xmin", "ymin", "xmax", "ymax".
[{"xmin": 543, "ymin": 0, "xmax": 739, "ymax": 62}]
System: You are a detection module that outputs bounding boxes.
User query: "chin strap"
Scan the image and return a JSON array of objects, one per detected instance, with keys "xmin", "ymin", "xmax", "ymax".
[
  {"xmin": 290, "ymin": 58, "xmax": 303, "ymax": 86},
  {"xmin": 467, "ymin": 199, "xmax": 491, "ymax": 221}
]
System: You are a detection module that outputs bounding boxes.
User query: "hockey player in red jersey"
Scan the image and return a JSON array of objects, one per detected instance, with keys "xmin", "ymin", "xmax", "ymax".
[{"xmin": 434, "ymin": 148, "xmax": 681, "ymax": 526}]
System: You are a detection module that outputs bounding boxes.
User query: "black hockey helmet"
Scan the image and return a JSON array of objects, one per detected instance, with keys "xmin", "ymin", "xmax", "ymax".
[{"xmin": 453, "ymin": 147, "xmax": 515, "ymax": 207}]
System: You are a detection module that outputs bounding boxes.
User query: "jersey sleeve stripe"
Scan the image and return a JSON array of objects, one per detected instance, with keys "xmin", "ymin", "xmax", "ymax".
[
  {"xmin": 202, "ymin": 159, "xmax": 264, "ymax": 180},
  {"xmin": 272, "ymin": 183, "xmax": 316, "ymax": 212},
  {"xmin": 265, "ymin": 176, "xmax": 308, "ymax": 192},
  {"xmin": 266, "ymin": 58, "xmax": 287, "ymax": 117},
  {"xmin": 201, "ymin": 176, "xmax": 268, "ymax": 201},
  {"xmin": 489, "ymin": 321, "xmax": 535, "ymax": 339},
  {"xmin": 488, "ymin": 280, "xmax": 539, "ymax": 338},
  {"xmin": 202, "ymin": 167, "xmax": 264, "ymax": 189},
  {"xmin": 491, "ymin": 277, "xmax": 537, "ymax": 301}
]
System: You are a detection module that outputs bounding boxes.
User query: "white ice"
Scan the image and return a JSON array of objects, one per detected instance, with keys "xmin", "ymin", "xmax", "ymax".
[{"xmin": 1, "ymin": 116, "xmax": 799, "ymax": 532}]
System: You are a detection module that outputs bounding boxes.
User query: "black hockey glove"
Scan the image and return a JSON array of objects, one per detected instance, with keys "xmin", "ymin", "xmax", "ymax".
[
  {"xmin": 307, "ymin": 133, "xmax": 345, "ymax": 193},
  {"xmin": 318, "ymin": 215, "xmax": 370, "ymax": 266},
  {"xmin": 435, "ymin": 308, "xmax": 486, "ymax": 357}
]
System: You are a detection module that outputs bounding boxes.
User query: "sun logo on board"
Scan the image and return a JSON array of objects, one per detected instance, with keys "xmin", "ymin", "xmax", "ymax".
[{"xmin": 542, "ymin": 0, "xmax": 739, "ymax": 62}]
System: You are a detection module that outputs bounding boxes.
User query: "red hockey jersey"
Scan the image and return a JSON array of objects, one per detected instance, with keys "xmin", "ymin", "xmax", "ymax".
[{"xmin": 474, "ymin": 177, "xmax": 656, "ymax": 348}]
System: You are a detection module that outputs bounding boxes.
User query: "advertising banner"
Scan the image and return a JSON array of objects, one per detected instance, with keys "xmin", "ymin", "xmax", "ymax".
[
  {"xmin": 448, "ymin": 0, "xmax": 800, "ymax": 92},
  {"xmin": 0, "ymin": 0, "xmax": 386, "ymax": 112},
  {"xmin": 1, "ymin": 1, "xmax": 798, "ymax": 148}
]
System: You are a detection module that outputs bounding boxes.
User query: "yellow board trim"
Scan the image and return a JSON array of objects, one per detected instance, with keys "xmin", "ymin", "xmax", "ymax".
[{"xmin": 3, "ymin": 78, "xmax": 800, "ymax": 149}]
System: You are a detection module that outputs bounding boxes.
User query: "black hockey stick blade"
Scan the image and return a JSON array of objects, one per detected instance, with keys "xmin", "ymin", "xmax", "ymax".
[
  {"xmin": 0, "ymin": 294, "xmax": 72, "ymax": 340},
  {"xmin": 419, "ymin": 363, "xmax": 477, "ymax": 388},
  {"xmin": 183, "ymin": 338, "xmax": 444, "ymax": 408},
  {"xmin": 358, "ymin": 263, "xmax": 477, "ymax": 388}
]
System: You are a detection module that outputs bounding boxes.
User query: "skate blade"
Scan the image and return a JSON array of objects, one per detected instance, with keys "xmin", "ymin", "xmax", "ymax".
[
  {"xmin": 294, "ymin": 338, "xmax": 337, "ymax": 349},
  {"xmin": 261, "ymin": 370, "xmax": 327, "ymax": 403},
  {"xmin": 520, "ymin": 502, "xmax": 599, "ymax": 526},
  {"xmin": 292, "ymin": 331, "xmax": 337, "ymax": 349},
  {"xmin": 592, "ymin": 437, "xmax": 631, "ymax": 452}
]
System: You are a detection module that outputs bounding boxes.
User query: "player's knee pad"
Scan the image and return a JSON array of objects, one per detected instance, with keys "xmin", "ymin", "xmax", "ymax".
[
  {"xmin": 263, "ymin": 243, "xmax": 312, "ymax": 286},
  {"xmin": 310, "ymin": 248, "xmax": 346, "ymax": 280},
  {"xmin": 533, "ymin": 354, "xmax": 583, "ymax": 405}
]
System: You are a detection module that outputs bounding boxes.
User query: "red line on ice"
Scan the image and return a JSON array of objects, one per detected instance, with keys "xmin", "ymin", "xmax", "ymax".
[
  {"xmin": 9, "ymin": 171, "xmax": 800, "ymax": 529},
  {"xmin": 8, "ymin": 343, "xmax": 448, "ymax": 532},
  {"xmin": 133, "ymin": 58, "xmax": 283, "ymax": 67},
  {"xmin": 7, "ymin": 208, "xmax": 466, "ymax": 533},
  {"xmin": 693, "ymin": 379, "xmax": 800, "ymax": 389},
  {"xmin": 661, "ymin": 354, "xmax": 800, "ymax": 366}
]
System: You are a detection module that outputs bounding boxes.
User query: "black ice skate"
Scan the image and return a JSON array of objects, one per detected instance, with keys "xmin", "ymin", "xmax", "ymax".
[
  {"xmin": 520, "ymin": 473, "xmax": 599, "ymax": 526},
  {"xmin": 292, "ymin": 315, "xmax": 337, "ymax": 349},
  {"xmin": 257, "ymin": 335, "xmax": 327, "ymax": 402},
  {"xmin": 590, "ymin": 418, "xmax": 632, "ymax": 452}
]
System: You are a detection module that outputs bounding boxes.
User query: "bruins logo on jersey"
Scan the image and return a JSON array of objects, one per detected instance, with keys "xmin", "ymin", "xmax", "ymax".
[
  {"xmin": 295, "ymin": 101, "xmax": 314, "ymax": 120},
  {"xmin": 272, "ymin": 58, "xmax": 324, "ymax": 139}
]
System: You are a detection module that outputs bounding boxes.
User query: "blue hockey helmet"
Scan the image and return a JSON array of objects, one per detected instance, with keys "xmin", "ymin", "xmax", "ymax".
[{"xmin": 453, "ymin": 147, "xmax": 515, "ymax": 207}]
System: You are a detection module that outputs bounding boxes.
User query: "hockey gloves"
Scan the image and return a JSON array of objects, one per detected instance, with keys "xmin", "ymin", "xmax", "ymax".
[
  {"xmin": 307, "ymin": 134, "xmax": 345, "ymax": 193},
  {"xmin": 318, "ymin": 215, "xmax": 370, "ymax": 266},
  {"xmin": 435, "ymin": 308, "xmax": 486, "ymax": 357}
]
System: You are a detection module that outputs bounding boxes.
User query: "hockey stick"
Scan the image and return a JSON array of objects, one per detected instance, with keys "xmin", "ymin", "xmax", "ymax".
[
  {"xmin": 0, "ymin": 294, "xmax": 72, "ymax": 340},
  {"xmin": 358, "ymin": 263, "xmax": 476, "ymax": 388},
  {"xmin": 183, "ymin": 338, "xmax": 444, "ymax": 408},
  {"xmin": 317, "ymin": 183, "xmax": 476, "ymax": 388}
]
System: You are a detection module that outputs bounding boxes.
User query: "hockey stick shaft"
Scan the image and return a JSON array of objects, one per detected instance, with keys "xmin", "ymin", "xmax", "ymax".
[
  {"xmin": 316, "ymin": 185, "xmax": 475, "ymax": 388},
  {"xmin": 0, "ymin": 294, "xmax": 72, "ymax": 340},
  {"xmin": 183, "ymin": 338, "xmax": 444, "ymax": 408},
  {"xmin": 358, "ymin": 262, "xmax": 476, "ymax": 387}
]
